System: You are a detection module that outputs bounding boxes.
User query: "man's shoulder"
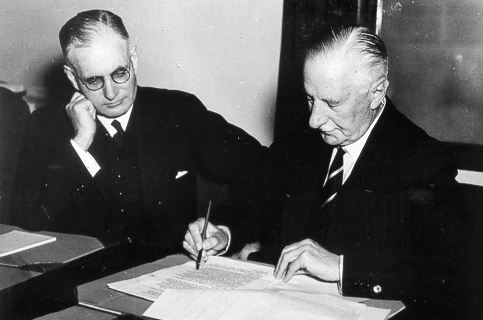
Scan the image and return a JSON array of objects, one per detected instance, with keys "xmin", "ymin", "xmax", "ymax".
[
  {"xmin": 270, "ymin": 129, "xmax": 328, "ymax": 168},
  {"xmin": 375, "ymin": 101, "xmax": 456, "ymax": 175},
  {"xmin": 29, "ymin": 103, "xmax": 72, "ymax": 136},
  {"xmin": 136, "ymin": 86, "xmax": 202, "ymax": 106},
  {"xmin": 0, "ymin": 87, "xmax": 29, "ymax": 114},
  {"xmin": 377, "ymin": 99, "xmax": 445, "ymax": 154},
  {"xmin": 31, "ymin": 103, "xmax": 67, "ymax": 122},
  {"xmin": 134, "ymin": 86, "xmax": 208, "ymax": 120}
]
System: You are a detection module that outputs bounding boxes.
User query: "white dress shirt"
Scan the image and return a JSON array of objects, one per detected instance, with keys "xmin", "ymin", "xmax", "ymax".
[{"xmin": 70, "ymin": 105, "xmax": 134, "ymax": 176}]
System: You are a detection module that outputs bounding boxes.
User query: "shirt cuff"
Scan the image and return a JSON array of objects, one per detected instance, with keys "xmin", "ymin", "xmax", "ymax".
[
  {"xmin": 216, "ymin": 225, "xmax": 231, "ymax": 256},
  {"xmin": 70, "ymin": 139, "xmax": 101, "ymax": 177},
  {"xmin": 338, "ymin": 255, "xmax": 344, "ymax": 295}
]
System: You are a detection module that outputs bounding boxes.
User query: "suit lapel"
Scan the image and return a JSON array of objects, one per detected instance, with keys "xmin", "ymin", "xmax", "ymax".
[
  {"xmin": 324, "ymin": 100, "xmax": 402, "ymax": 254},
  {"xmin": 132, "ymin": 89, "xmax": 172, "ymax": 209},
  {"xmin": 88, "ymin": 119, "xmax": 112, "ymax": 203},
  {"xmin": 280, "ymin": 133, "xmax": 332, "ymax": 246}
]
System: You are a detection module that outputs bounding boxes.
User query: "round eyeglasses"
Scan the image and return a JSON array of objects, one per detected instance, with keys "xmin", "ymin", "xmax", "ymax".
[{"xmin": 73, "ymin": 64, "xmax": 131, "ymax": 91}]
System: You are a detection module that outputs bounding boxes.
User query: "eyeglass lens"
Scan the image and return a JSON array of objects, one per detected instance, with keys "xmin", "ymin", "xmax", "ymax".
[{"xmin": 84, "ymin": 67, "xmax": 130, "ymax": 91}]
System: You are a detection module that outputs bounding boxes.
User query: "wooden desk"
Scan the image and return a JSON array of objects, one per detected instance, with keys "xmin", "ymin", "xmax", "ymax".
[
  {"xmin": 35, "ymin": 306, "xmax": 115, "ymax": 320},
  {"xmin": 1, "ymin": 223, "xmax": 179, "ymax": 319},
  {"xmin": 78, "ymin": 254, "xmax": 405, "ymax": 319},
  {"xmin": 78, "ymin": 254, "xmax": 189, "ymax": 316},
  {"xmin": 0, "ymin": 224, "xmax": 104, "ymax": 319}
]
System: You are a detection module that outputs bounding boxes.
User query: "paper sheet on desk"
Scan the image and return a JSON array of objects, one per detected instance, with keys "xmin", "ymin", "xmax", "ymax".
[
  {"xmin": 108, "ymin": 256, "xmax": 279, "ymax": 301},
  {"xmin": 143, "ymin": 289, "xmax": 390, "ymax": 320},
  {"xmin": 107, "ymin": 256, "xmax": 356, "ymax": 302}
]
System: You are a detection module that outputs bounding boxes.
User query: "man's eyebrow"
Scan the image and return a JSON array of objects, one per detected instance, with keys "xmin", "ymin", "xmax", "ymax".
[
  {"xmin": 325, "ymin": 98, "xmax": 339, "ymax": 105},
  {"xmin": 326, "ymin": 92, "xmax": 350, "ymax": 105},
  {"xmin": 323, "ymin": 96, "xmax": 343, "ymax": 106},
  {"xmin": 84, "ymin": 65, "xmax": 129, "ymax": 80}
]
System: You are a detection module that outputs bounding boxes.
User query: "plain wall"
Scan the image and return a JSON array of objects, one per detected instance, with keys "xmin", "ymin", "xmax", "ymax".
[
  {"xmin": 382, "ymin": 0, "xmax": 483, "ymax": 145},
  {"xmin": 0, "ymin": 0, "xmax": 283, "ymax": 146}
]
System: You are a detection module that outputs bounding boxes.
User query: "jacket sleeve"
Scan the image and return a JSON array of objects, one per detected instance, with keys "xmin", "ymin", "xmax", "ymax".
[
  {"xmin": 341, "ymin": 146, "xmax": 472, "ymax": 317},
  {"xmin": 10, "ymin": 106, "xmax": 99, "ymax": 230},
  {"xmin": 171, "ymin": 92, "xmax": 269, "ymax": 253},
  {"xmin": 178, "ymin": 93, "xmax": 267, "ymax": 186}
]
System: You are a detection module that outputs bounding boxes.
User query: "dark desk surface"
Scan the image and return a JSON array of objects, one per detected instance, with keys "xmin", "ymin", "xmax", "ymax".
[
  {"xmin": 0, "ymin": 224, "xmax": 103, "ymax": 286},
  {"xmin": 78, "ymin": 254, "xmax": 404, "ymax": 319},
  {"xmin": 78, "ymin": 254, "xmax": 189, "ymax": 316},
  {"xmin": 1, "ymin": 223, "xmax": 177, "ymax": 319},
  {"xmin": 0, "ymin": 224, "xmax": 104, "ymax": 319},
  {"xmin": 35, "ymin": 306, "xmax": 115, "ymax": 320}
]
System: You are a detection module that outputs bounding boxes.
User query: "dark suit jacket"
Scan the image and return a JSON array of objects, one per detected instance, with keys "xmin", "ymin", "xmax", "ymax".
[
  {"xmin": 11, "ymin": 86, "xmax": 265, "ymax": 250},
  {"xmin": 0, "ymin": 87, "xmax": 30, "ymax": 221},
  {"xmin": 218, "ymin": 98, "xmax": 471, "ymax": 318}
]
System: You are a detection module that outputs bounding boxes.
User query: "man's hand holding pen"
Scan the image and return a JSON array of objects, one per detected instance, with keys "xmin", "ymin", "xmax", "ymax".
[{"xmin": 183, "ymin": 219, "xmax": 229, "ymax": 266}]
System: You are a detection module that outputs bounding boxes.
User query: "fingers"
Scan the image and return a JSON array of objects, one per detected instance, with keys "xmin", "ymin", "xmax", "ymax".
[
  {"xmin": 187, "ymin": 218, "xmax": 205, "ymax": 251},
  {"xmin": 283, "ymin": 256, "xmax": 303, "ymax": 282},
  {"xmin": 66, "ymin": 92, "xmax": 88, "ymax": 113},
  {"xmin": 274, "ymin": 239, "xmax": 317, "ymax": 280},
  {"xmin": 182, "ymin": 240, "xmax": 198, "ymax": 260},
  {"xmin": 274, "ymin": 243, "xmax": 306, "ymax": 280},
  {"xmin": 182, "ymin": 219, "xmax": 202, "ymax": 262},
  {"xmin": 67, "ymin": 94, "xmax": 96, "ymax": 119},
  {"xmin": 203, "ymin": 230, "xmax": 228, "ymax": 256},
  {"xmin": 183, "ymin": 220, "xmax": 230, "ymax": 262},
  {"xmin": 87, "ymin": 102, "xmax": 96, "ymax": 120},
  {"xmin": 70, "ymin": 91, "xmax": 85, "ymax": 102},
  {"xmin": 66, "ymin": 92, "xmax": 97, "ymax": 151},
  {"xmin": 274, "ymin": 239, "xmax": 340, "ymax": 282},
  {"xmin": 204, "ymin": 225, "xmax": 228, "ymax": 250}
]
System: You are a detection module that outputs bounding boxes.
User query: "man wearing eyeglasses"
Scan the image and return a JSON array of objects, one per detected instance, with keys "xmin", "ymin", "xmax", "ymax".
[{"xmin": 11, "ymin": 10, "xmax": 264, "ymax": 258}]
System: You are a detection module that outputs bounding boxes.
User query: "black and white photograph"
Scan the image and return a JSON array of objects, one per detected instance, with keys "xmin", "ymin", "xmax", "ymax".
[{"xmin": 0, "ymin": 1, "xmax": 481, "ymax": 319}]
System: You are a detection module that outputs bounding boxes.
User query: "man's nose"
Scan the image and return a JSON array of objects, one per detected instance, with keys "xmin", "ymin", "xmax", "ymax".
[
  {"xmin": 309, "ymin": 103, "xmax": 327, "ymax": 129},
  {"xmin": 103, "ymin": 78, "xmax": 118, "ymax": 100}
]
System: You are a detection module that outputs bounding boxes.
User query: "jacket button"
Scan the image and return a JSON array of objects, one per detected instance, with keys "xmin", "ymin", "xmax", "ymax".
[{"xmin": 373, "ymin": 285, "xmax": 382, "ymax": 294}]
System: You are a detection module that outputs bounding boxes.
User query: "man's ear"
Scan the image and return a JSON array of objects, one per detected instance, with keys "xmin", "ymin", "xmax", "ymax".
[
  {"xmin": 64, "ymin": 65, "xmax": 80, "ymax": 91},
  {"xmin": 130, "ymin": 46, "xmax": 139, "ymax": 74},
  {"xmin": 370, "ymin": 77, "xmax": 389, "ymax": 110}
]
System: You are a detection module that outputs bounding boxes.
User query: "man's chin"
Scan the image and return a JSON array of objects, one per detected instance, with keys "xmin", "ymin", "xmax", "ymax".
[
  {"xmin": 321, "ymin": 133, "xmax": 341, "ymax": 146},
  {"xmin": 99, "ymin": 104, "xmax": 130, "ymax": 118}
]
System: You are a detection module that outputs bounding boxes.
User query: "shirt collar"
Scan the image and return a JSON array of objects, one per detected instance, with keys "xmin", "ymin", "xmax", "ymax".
[
  {"xmin": 343, "ymin": 99, "xmax": 386, "ymax": 163},
  {"xmin": 97, "ymin": 104, "xmax": 134, "ymax": 137}
]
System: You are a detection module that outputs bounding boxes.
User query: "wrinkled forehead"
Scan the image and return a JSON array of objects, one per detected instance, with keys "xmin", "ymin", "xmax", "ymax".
[
  {"xmin": 304, "ymin": 53, "xmax": 365, "ymax": 90},
  {"xmin": 67, "ymin": 32, "xmax": 130, "ymax": 77},
  {"xmin": 304, "ymin": 50, "xmax": 358, "ymax": 75},
  {"xmin": 66, "ymin": 26, "xmax": 130, "ymax": 68}
]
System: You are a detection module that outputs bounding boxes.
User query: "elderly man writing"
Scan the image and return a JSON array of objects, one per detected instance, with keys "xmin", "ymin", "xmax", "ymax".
[{"xmin": 184, "ymin": 26, "xmax": 470, "ymax": 318}]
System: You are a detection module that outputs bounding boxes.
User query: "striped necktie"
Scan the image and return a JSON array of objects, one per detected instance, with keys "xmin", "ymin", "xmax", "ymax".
[
  {"xmin": 321, "ymin": 147, "xmax": 345, "ymax": 209},
  {"xmin": 317, "ymin": 146, "xmax": 345, "ymax": 242}
]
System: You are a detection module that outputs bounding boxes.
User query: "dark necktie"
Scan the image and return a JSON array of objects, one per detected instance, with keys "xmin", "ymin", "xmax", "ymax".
[
  {"xmin": 111, "ymin": 120, "xmax": 124, "ymax": 147},
  {"xmin": 320, "ymin": 147, "xmax": 345, "ymax": 209},
  {"xmin": 317, "ymin": 147, "xmax": 345, "ymax": 242}
]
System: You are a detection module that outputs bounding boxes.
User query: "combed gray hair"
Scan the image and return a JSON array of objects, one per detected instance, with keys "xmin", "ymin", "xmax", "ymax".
[
  {"xmin": 305, "ymin": 26, "xmax": 388, "ymax": 86},
  {"xmin": 59, "ymin": 10, "xmax": 129, "ymax": 65}
]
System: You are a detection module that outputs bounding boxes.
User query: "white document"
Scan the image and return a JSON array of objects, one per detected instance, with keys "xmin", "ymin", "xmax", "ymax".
[
  {"xmin": 143, "ymin": 289, "xmax": 390, "ymax": 320},
  {"xmin": 107, "ymin": 256, "xmax": 352, "ymax": 302},
  {"xmin": 109, "ymin": 256, "xmax": 389, "ymax": 320},
  {"xmin": 108, "ymin": 256, "xmax": 284, "ymax": 301}
]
